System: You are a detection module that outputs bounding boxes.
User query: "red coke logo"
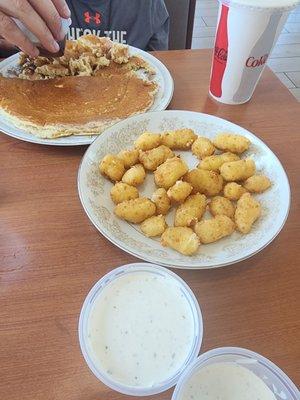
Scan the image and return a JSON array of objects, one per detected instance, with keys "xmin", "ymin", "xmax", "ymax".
[
  {"xmin": 246, "ymin": 54, "xmax": 269, "ymax": 68},
  {"xmin": 214, "ymin": 46, "xmax": 228, "ymax": 63},
  {"xmin": 210, "ymin": 4, "xmax": 229, "ymax": 98}
]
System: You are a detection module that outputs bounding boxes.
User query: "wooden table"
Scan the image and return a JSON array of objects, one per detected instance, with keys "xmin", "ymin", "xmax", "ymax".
[{"xmin": 0, "ymin": 50, "xmax": 299, "ymax": 400}]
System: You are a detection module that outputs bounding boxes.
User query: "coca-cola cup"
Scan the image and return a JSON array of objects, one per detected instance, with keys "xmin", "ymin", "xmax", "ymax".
[{"xmin": 209, "ymin": 0, "xmax": 300, "ymax": 105}]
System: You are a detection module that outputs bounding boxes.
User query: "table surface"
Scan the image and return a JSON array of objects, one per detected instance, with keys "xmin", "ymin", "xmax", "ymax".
[{"xmin": 0, "ymin": 49, "xmax": 299, "ymax": 400}]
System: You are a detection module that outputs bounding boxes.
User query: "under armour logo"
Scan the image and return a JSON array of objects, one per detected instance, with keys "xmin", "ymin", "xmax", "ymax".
[{"xmin": 84, "ymin": 11, "xmax": 101, "ymax": 25}]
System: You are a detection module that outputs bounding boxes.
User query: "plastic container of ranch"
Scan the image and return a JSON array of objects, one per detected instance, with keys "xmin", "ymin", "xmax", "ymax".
[
  {"xmin": 209, "ymin": 0, "xmax": 300, "ymax": 104},
  {"xmin": 78, "ymin": 263, "xmax": 299, "ymax": 398},
  {"xmin": 172, "ymin": 347, "xmax": 300, "ymax": 400},
  {"xmin": 79, "ymin": 263, "xmax": 203, "ymax": 396}
]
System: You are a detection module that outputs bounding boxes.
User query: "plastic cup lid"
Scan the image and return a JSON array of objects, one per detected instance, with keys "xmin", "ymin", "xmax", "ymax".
[{"xmin": 220, "ymin": 0, "xmax": 300, "ymax": 10}]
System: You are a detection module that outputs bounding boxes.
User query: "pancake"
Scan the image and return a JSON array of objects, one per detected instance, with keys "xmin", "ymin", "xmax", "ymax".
[
  {"xmin": 0, "ymin": 35, "xmax": 159, "ymax": 138},
  {"xmin": 0, "ymin": 73, "xmax": 157, "ymax": 138}
]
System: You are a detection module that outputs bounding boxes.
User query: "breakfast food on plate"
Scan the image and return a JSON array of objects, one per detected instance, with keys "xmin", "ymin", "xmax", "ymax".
[
  {"xmin": 114, "ymin": 197, "xmax": 156, "ymax": 224},
  {"xmin": 140, "ymin": 215, "xmax": 167, "ymax": 237},
  {"xmin": 151, "ymin": 188, "xmax": 171, "ymax": 215},
  {"xmin": 0, "ymin": 74, "xmax": 157, "ymax": 139},
  {"xmin": 167, "ymin": 181, "xmax": 193, "ymax": 204},
  {"xmin": 17, "ymin": 35, "xmax": 154, "ymax": 79},
  {"xmin": 110, "ymin": 183, "xmax": 139, "ymax": 205},
  {"xmin": 223, "ymin": 182, "xmax": 248, "ymax": 201},
  {"xmin": 174, "ymin": 194, "xmax": 207, "ymax": 227},
  {"xmin": 184, "ymin": 169, "xmax": 224, "ymax": 197},
  {"xmin": 121, "ymin": 164, "xmax": 146, "ymax": 186},
  {"xmin": 194, "ymin": 215, "xmax": 235, "ymax": 244},
  {"xmin": 235, "ymin": 193, "xmax": 262, "ymax": 234},
  {"xmin": 161, "ymin": 227, "xmax": 200, "ymax": 256},
  {"xmin": 100, "ymin": 154, "xmax": 126, "ymax": 182},
  {"xmin": 109, "ymin": 42, "xmax": 130, "ymax": 64},
  {"xmin": 192, "ymin": 137, "xmax": 215, "ymax": 159},
  {"xmin": 0, "ymin": 35, "xmax": 158, "ymax": 139},
  {"xmin": 161, "ymin": 129, "xmax": 197, "ymax": 150},
  {"xmin": 139, "ymin": 145, "xmax": 174, "ymax": 171},
  {"xmin": 213, "ymin": 133, "xmax": 251, "ymax": 154},
  {"xmin": 243, "ymin": 175, "xmax": 272, "ymax": 193},
  {"xmin": 220, "ymin": 159, "xmax": 256, "ymax": 181},
  {"xmin": 154, "ymin": 157, "xmax": 189, "ymax": 189},
  {"xmin": 134, "ymin": 132, "xmax": 162, "ymax": 151},
  {"xmin": 99, "ymin": 129, "xmax": 270, "ymax": 256},
  {"xmin": 117, "ymin": 149, "xmax": 139, "ymax": 169},
  {"xmin": 209, "ymin": 196, "xmax": 235, "ymax": 219},
  {"xmin": 198, "ymin": 152, "xmax": 240, "ymax": 171}
]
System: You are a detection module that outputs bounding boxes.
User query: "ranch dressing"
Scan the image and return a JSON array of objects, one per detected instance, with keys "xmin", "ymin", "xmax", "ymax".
[
  {"xmin": 87, "ymin": 271, "xmax": 195, "ymax": 388},
  {"xmin": 180, "ymin": 362, "xmax": 277, "ymax": 400}
]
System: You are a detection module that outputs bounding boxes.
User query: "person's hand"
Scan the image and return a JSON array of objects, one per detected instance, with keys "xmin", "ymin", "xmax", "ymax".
[{"xmin": 0, "ymin": 0, "xmax": 70, "ymax": 57}]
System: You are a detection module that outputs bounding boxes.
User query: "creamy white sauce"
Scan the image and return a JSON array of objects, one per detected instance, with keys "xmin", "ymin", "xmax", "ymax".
[
  {"xmin": 180, "ymin": 362, "xmax": 277, "ymax": 400},
  {"xmin": 87, "ymin": 271, "xmax": 195, "ymax": 388},
  {"xmin": 228, "ymin": 0, "xmax": 299, "ymax": 8}
]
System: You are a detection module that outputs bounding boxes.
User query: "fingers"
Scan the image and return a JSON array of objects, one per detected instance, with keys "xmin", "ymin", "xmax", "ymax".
[
  {"xmin": 4, "ymin": 0, "xmax": 60, "ymax": 53},
  {"xmin": 0, "ymin": 0, "xmax": 70, "ymax": 55},
  {"xmin": 28, "ymin": 0, "xmax": 65, "ymax": 40},
  {"xmin": 0, "ymin": 37, "xmax": 15, "ymax": 49},
  {"xmin": 51, "ymin": 0, "xmax": 71, "ymax": 19},
  {"xmin": 0, "ymin": 11, "xmax": 39, "ymax": 57}
]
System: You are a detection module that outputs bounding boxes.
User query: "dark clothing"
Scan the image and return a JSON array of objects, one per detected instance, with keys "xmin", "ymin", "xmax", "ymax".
[{"xmin": 66, "ymin": 0, "xmax": 169, "ymax": 50}]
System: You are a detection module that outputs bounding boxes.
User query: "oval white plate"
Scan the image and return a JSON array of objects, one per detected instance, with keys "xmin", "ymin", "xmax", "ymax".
[
  {"xmin": 0, "ymin": 48, "xmax": 173, "ymax": 146},
  {"xmin": 78, "ymin": 110, "xmax": 291, "ymax": 269}
]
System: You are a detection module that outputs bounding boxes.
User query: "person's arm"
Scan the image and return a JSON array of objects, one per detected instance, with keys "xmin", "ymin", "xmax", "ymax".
[
  {"xmin": 147, "ymin": 17, "xmax": 169, "ymax": 51},
  {"xmin": 147, "ymin": 0, "xmax": 169, "ymax": 51},
  {"xmin": 0, "ymin": 0, "xmax": 70, "ymax": 57}
]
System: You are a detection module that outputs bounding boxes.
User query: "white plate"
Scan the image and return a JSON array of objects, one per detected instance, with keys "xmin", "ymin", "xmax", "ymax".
[
  {"xmin": 0, "ymin": 48, "xmax": 174, "ymax": 146},
  {"xmin": 78, "ymin": 110, "xmax": 291, "ymax": 269}
]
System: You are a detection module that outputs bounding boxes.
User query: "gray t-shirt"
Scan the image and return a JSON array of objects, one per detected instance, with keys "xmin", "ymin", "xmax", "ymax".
[{"xmin": 66, "ymin": 0, "xmax": 170, "ymax": 50}]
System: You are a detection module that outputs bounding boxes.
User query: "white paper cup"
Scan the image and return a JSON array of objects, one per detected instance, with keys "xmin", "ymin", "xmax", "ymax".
[{"xmin": 209, "ymin": 0, "xmax": 300, "ymax": 105}]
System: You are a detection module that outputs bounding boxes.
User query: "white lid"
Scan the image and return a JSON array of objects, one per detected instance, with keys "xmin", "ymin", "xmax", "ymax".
[{"xmin": 220, "ymin": 0, "xmax": 300, "ymax": 10}]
